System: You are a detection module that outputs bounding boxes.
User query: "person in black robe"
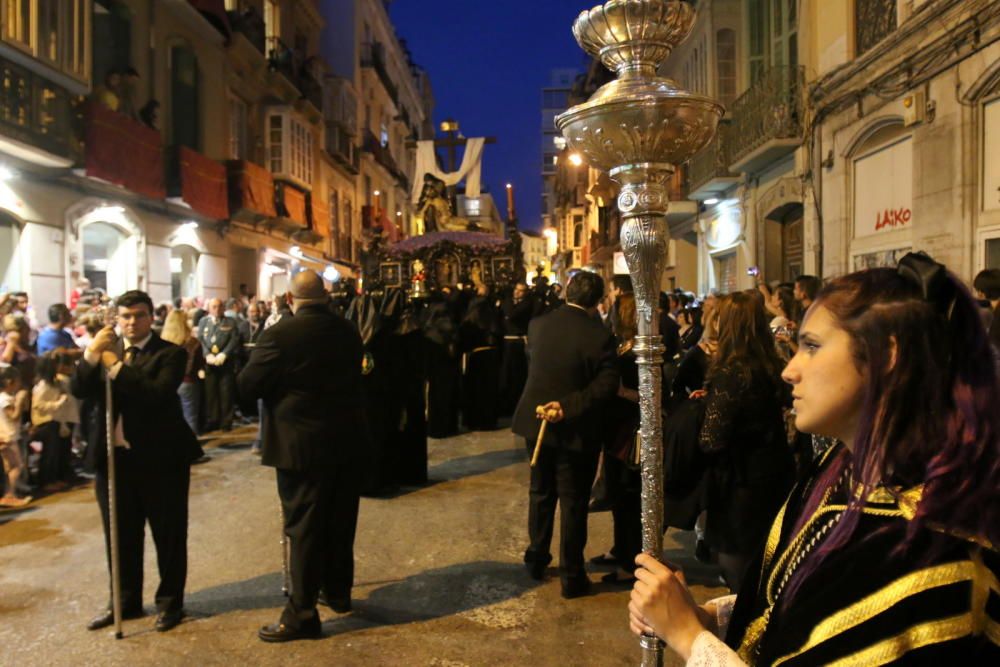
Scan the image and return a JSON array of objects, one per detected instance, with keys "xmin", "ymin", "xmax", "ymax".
[
  {"xmin": 459, "ymin": 284, "xmax": 501, "ymax": 431},
  {"xmin": 499, "ymin": 282, "xmax": 532, "ymax": 416},
  {"xmin": 424, "ymin": 291, "xmax": 460, "ymax": 438}
]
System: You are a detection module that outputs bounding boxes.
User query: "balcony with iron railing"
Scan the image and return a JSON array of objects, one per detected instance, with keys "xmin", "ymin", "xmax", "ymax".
[
  {"xmin": 0, "ymin": 55, "xmax": 77, "ymax": 166},
  {"xmin": 226, "ymin": 2, "xmax": 266, "ymax": 54},
  {"xmin": 326, "ymin": 122, "xmax": 359, "ymax": 174},
  {"xmin": 855, "ymin": 0, "xmax": 898, "ymax": 57},
  {"xmin": 267, "ymin": 36, "xmax": 323, "ymax": 111},
  {"xmin": 686, "ymin": 127, "xmax": 739, "ymax": 199},
  {"xmin": 361, "ymin": 129, "xmax": 408, "ymax": 190},
  {"xmin": 725, "ymin": 65, "xmax": 805, "ymax": 175},
  {"xmin": 360, "ymin": 42, "xmax": 399, "ymax": 105}
]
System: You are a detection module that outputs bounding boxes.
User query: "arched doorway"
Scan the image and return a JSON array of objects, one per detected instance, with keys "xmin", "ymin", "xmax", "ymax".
[
  {"xmin": 83, "ymin": 221, "xmax": 136, "ymax": 296},
  {"xmin": 171, "ymin": 244, "xmax": 199, "ymax": 300},
  {"xmin": 0, "ymin": 212, "xmax": 19, "ymax": 292}
]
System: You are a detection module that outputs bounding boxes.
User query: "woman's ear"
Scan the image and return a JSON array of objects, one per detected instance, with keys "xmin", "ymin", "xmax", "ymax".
[{"xmin": 886, "ymin": 335, "xmax": 899, "ymax": 375}]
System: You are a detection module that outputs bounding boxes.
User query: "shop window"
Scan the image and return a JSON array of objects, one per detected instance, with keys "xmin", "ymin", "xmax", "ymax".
[{"xmin": 170, "ymin": 244, "xmax": 199, "ymax": 300}]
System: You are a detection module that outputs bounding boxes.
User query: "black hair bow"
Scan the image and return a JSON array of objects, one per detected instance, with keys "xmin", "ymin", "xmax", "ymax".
[{"xmin": 897, "ymin": 252, "xmax": 956, "ymax": 319}]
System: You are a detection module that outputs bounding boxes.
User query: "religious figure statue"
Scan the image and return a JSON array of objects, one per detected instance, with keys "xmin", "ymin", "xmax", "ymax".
[
  {"xmin": 416, "ymin": 173, "xmax": 453, "ymax": 233},
  {"xmin": 469, "ymin": 259, "xmax": 484, "ymax": 287}
]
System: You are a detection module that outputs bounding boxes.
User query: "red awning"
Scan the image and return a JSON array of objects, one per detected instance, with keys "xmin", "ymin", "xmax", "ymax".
[
  {"xmin": 179, "ymin": 146, "xmax": 228, "ymax": 220},
  {"xmin": 84, "ymin": 102, "xmax": 165, "ymax": 200},
  {"xmin": 311, "ymin": 198, "xmax": 329, "ymax": 238},
  {"xmin": 227, "ymin": 160, "xmax": 276, "ymax": 218},
  {"xmin": 282, "ymin": 185, "xmax": 307, "ymax": 227}
]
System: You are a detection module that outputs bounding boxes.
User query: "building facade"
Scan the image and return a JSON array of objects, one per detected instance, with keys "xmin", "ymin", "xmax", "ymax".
[{"xmin": 0, "ymin": 0, "xmax": 433, "ymax": 309}]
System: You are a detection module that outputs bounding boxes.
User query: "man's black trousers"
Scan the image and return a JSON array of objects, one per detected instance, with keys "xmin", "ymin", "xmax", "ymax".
[
  {"xmin": 277, "ymin": 466, "xmax": 360, "ymax": 629},
  {"xmin": 95, "ymin": 449, "xmax": 190, "ymax": 614},
  {"xmin": 204, "ymin": 362, "xmax": 236, "ymax": 430},
  {"xmin": 524, "ymin": 442, "xmax": 599, "ymax": 585}
]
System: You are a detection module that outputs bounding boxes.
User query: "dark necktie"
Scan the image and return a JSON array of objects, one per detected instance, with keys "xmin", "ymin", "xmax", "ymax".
[{"xmin": 124, "ymin": 346, "xmax": 139, "ymax": 366}]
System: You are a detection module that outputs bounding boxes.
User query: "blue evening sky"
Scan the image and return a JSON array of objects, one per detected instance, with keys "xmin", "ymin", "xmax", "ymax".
[{"xmin": 389, "ymin": 0, "xmax": 594, "ymax": 232}]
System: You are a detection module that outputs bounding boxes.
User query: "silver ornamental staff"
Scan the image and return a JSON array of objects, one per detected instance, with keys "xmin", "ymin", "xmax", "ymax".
[
  {"xmin": 105, "ymin": 367, "xmax": 123, "ymax": 639},
  {"xmin": 556, "ymin": 2, "xmax": 723, "ymax": 665},
  {"xmin": 280, "ymin": 501, "xmax": 290, "ymax": 597}
]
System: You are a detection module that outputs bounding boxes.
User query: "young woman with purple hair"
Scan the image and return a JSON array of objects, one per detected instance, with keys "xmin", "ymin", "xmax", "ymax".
[{"xmin": 629, "ymin": 253, "xmax": 1000, "ymax": 665}]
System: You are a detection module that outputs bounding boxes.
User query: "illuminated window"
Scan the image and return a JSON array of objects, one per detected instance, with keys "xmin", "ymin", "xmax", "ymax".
[
  {"xmin": 266, "ymin": 110, "xmax": 314, "ymax": 187},
  {"xmin": 2, "ymin": 0, "xmax": 89, "ymax": 80}
]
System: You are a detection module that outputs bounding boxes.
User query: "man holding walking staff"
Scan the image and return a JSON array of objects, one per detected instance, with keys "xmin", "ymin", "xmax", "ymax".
[
  {"xmin": 72, "ymin": 290, "xmax": 203, "ymax": 634},
  {"xmin": 513, "ymin": 270, "xmax": 619, "ymax": 599}
]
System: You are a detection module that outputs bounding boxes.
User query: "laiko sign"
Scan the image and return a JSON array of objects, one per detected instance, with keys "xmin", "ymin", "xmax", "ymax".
[
  {"xmin": 853, "ymin": 136, "xmax": 913, "ymax": 238},
  {"xmin": 874, "ymin": 207, "xmax": 912, "ymax": 231}
]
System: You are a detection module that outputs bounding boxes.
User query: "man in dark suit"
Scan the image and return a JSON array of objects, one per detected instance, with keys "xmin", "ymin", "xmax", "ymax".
[
  {"xmin": 512, "ymin": 270, "xmax": 619, "ymax": 598},
  {"xmin": 238, "ymin": 270, "xmax": 367, "ymax": 642},
  {"xmin": 72, "ymin": 290, "xmax": 203, "ymax": 633}
]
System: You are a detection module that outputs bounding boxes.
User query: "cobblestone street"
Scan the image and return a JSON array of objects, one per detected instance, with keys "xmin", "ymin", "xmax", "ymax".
[{"xmin": 1, "ymin": 425, "xmax": 726, "ymax": 666}]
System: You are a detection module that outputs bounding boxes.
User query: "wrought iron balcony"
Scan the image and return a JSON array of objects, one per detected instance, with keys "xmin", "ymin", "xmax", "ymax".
[
  {"xmin": 227, "ymin": 5, "xmax": 266, "ymax": 54},
  {"xmin": 725, "ymin": 66, "xmax": 805, "ymax": 175},
  {"xmin": 0, "ymin": 56, "xmax": 77, "ymax": 165},
  {"xmin": 687, "ymin": 129, "xmax": 739, "ymax": 199},
  {"xmin": 360, "ymin": 42, "xmax": 399, "ymax": 105},
  {"xmin": 362, "ymin": 130, "xmax": 408, "ymax": 189},
  {"xmin": 267, "ymin": 36, "xmax": 322, "ymax": 111},
  {"xmin": 325, "ymin": 122, "xmax": 359, "ymax": 174}
]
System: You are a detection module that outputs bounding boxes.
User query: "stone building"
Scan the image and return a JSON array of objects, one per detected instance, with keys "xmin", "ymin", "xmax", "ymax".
[
  {"xmin": 0, "ymin": 0, "xmax": 433, "ymax": 308},
  {"xmin": 803, "ymin": 0, "xmax": 1000, "ymax": 278}
]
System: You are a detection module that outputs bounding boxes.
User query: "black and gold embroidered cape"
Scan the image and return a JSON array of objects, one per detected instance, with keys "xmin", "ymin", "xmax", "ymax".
[{"xmin": 725, "ymin": 446, "xmax": 1000, "ymax": 665}]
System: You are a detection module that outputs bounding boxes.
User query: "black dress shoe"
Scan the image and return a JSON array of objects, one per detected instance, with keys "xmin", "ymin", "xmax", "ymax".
[
  {"xmin": 154, "ymin": 609, "xmax": 184, "ymax": 632},
  {"xmin": 318, "ymin": 592, "xmax": 352, "ymax": 613},
  {"xmin": 86, "ymin": 608, "xmax": 144, "ymax": 631},
  {"xmin": 589, "ymin": 553, "xmax": 619, "ymax": 567},
  {"xmin": 257, "ymin": 621, "xmax": 322, "ymax": 643},
  {"xmin": 525, "ymin": 561, "xmax": 547, "ymax": 581},
  {"xmin": 561, "ymin": 577, "xmax": 592, "ymax": 599}
]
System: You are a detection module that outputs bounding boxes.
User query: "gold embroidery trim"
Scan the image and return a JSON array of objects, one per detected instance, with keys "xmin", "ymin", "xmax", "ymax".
[
  {"xmin": 824, "ymin": 613, "xmax": 972, "ymax": 666},
  {"xmin": 772, "ymin": 561, "xmax": 977, "ymax": 666}
]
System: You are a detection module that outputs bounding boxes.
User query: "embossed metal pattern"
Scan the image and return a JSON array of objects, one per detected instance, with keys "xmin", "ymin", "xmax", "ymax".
[{"xmin": 558, "ymin": 3, "xmax": 723, "ymax": 665}]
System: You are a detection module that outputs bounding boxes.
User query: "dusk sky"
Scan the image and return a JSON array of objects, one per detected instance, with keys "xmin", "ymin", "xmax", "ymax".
[{"xmin": 389, "ymin": 0, "xmax": 595, "ymax": 232}]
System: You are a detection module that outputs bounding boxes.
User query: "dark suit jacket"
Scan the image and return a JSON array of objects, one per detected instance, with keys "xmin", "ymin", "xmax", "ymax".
[
  {"xmin": 237, "ymin": 303, "xmax": 367, "ymax": 473},
  {"xmin": 512, "ymin": 304, "xmax": 619, "ymax": 452},
  {"xmin": 71, "ymin": 333, "xmax": 203, "ymax": 470},
  {"xmin": 660, "ymin": 311, "xmax": 681, "ymax": 361}
]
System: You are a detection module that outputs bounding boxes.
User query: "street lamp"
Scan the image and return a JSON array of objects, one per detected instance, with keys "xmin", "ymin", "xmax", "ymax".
[{"xmin": 568, "ymin": 152, "xmax": 584, "ymax": 167}]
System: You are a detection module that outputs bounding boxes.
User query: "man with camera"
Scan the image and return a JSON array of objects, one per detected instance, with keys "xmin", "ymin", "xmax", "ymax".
[{"xmin": 72, "ymin": 290, "xmax": 203, "ymax": 633}]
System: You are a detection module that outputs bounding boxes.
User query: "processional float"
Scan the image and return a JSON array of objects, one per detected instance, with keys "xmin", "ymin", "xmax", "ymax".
[{"xmin": 556, "ymin": 2, "xmax": 723, "ymax": 665}]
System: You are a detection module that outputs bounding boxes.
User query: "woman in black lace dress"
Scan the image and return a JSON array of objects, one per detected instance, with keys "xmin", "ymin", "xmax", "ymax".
[{"xmin": 698, "ymin": 292, "xmax": 794, "ymax": 591}]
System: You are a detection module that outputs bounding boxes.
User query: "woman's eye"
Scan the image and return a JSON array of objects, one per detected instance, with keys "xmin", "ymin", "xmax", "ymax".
[{"xmin": 804, "ymin": 342, "xmax": 820, "ymax": 353}]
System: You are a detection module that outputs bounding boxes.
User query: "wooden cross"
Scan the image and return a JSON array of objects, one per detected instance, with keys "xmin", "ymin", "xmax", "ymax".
[{"xmin": 434, "ymin": 119, "xmax": 497, "ymax": 172}]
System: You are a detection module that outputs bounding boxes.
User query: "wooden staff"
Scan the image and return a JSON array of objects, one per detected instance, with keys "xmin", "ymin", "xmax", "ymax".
[
  {"xmin": 105, "ymin": 369, "xmax": 123, "ymax": 639},
  {"xmin": 530, "ymin": 405, "xmax": 558, "ymax": 467}
]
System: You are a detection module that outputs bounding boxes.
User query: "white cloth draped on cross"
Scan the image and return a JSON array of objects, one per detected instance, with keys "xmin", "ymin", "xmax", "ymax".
[{"xmin": 410, "ymin": 137, "xmax": 486, "ymax": 204}]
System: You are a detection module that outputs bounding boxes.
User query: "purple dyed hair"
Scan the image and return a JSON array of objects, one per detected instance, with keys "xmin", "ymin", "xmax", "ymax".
[{"xmin": 781, "ymin": 266, "xmax": 1000, "ymax": 608}]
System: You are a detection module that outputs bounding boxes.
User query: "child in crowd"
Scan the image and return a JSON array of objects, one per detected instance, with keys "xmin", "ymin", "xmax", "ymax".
[
  {"xmin": 31, "ymin": 352, "xmax": 80, "ymax": 492},
  {"xmin": 0, "ymin": 365, "xmax": 31, "ymax": 507}
]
